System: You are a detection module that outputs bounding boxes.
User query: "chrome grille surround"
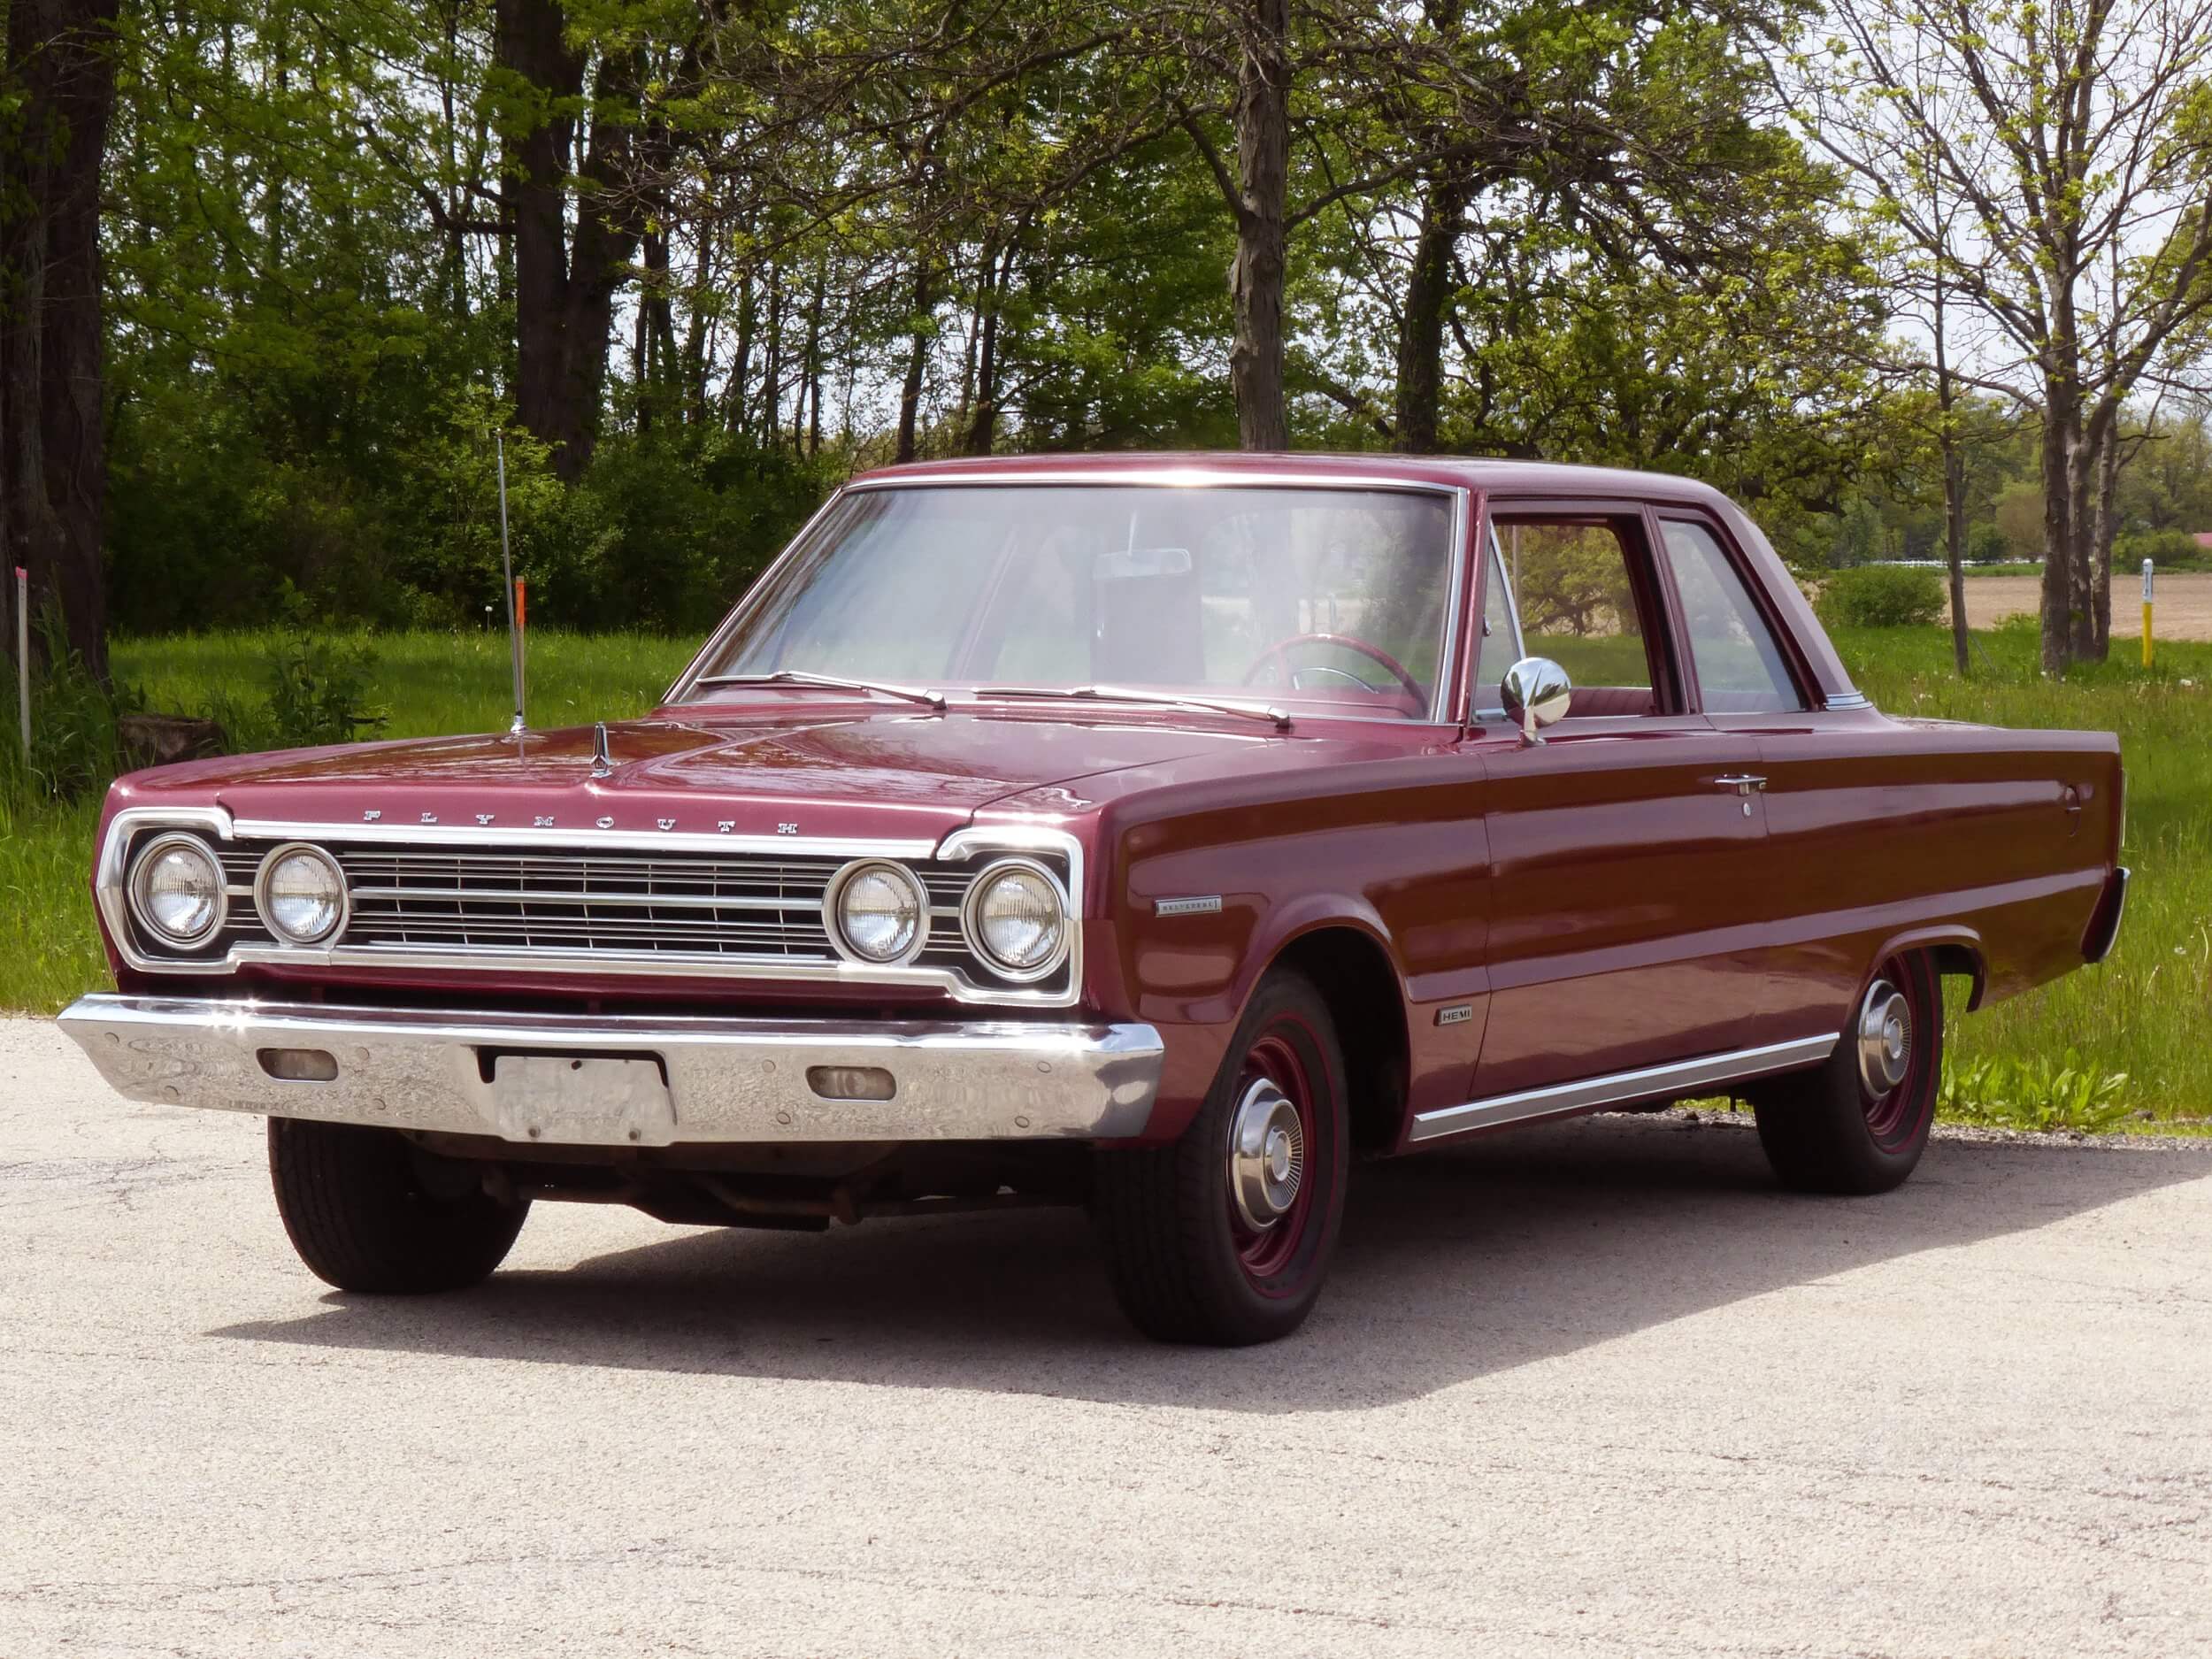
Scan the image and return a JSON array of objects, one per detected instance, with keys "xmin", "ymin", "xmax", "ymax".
[{"xmin": 96, "ymin": 807, "xmax": 1082, "ymax": 1008}]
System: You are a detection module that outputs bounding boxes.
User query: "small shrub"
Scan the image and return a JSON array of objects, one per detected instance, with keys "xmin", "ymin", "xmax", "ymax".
[
  {"xmin": 2116, "ymin": 526, "xmax": 2206, "ymax": 570},
  {"xmin": 1939, "ymin": 1049, "xmax": 2134, "ymax": 1133},
  {"xmin": 1816, "ymin": 565, "xmax": 1947, "ymax": 629},
  {"xmin": 200, "ymin": 630, "xmax": 386, "ymax": 753}
]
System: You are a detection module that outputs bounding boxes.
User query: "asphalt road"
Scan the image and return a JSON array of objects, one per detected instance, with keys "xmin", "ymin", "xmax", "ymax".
[{"xmin": 4, "ymin": 1016, "xmax": 2210, "ymax": 1658}]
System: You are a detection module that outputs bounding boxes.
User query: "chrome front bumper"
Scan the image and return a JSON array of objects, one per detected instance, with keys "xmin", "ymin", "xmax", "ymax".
[{"xmin": 58, "ymin": 994, "xmax": 1164, "ymax": 1146}]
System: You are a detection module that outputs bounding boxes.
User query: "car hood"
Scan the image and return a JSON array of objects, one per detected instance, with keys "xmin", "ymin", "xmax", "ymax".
[{"xmin": 119, "ymin": 711, "xmax": 1286, "ymax": 842}]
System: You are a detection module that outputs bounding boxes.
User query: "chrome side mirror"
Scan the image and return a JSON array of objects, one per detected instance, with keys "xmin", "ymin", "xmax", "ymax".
[{"xmin": 1501, "ymin": 657, "xmax": 1572, "ymax": 746}]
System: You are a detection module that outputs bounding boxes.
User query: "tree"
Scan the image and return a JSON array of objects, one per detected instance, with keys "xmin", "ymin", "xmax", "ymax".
[
  {"xmin": 1, "ymin": 0, "xmax": 121, "ymax": 679},
  {"xmin": 1797, "ymin": 0, "xmax": 2212, "ymax": 672}
]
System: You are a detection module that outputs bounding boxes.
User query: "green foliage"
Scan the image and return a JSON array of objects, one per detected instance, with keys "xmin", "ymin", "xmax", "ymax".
[
  {"xmin": 1816, "ymin": 565, "xmax": 1947, "ymax": 628},
  {"xmin": 1938, "ymin": 1051, "xmax": 2134, "ymax": 1133},
  {"xmin": 2116, "ymin": 527, "xmax": 2208, "ymax": 571},
  {"xmin": 207, "ymin": 632, "xmax": 388, "ymax": 753}
]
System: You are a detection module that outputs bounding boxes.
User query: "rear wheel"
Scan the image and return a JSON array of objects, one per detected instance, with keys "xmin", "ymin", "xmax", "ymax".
[
  {"xmin": 1751, "ymin": 953, "xmax": 1941, "ymax": 1194},
  {"xmin": 268, "ymin": 1117, "xmax": 529, "ymax": 1293},
  {"xmin": 1091, "ymin": 970, "xmax": 1349, "ymax": 1345}
]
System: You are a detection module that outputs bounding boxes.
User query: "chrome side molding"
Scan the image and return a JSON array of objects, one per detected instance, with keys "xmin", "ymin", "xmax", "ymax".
[{"xmin": 1407, "ymin": 1034, "xmax": 1839, "ymax": 1144}]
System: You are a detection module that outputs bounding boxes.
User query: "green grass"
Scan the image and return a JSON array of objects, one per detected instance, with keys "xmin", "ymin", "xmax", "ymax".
[
  {"xmin": 115, "ymin": 627, "xmax": 699, "ymax": 741},
  {"xmin": 4, "ymin": 620, "xmax": 2206, "ymax": 1130}
]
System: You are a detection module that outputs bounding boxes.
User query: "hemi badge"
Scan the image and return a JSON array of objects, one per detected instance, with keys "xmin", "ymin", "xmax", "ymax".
[
  {"xmin": 1155, "ymin": 895, "xmax": 1223, "ymax": 918},
  {"xmin": 1436, "ymin": 1003, "xmax": 1475, "ymax": 1027}
]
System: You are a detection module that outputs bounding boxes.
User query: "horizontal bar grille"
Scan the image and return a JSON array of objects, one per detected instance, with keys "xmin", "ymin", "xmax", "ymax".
[{"xmin": 334, "ymin": 848, "xmax": 885, "ymax": 959}]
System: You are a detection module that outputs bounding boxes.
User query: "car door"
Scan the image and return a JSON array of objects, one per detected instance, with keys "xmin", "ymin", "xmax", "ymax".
[{"xmin": 1447, "ymin": 501, "xmax": 1781, "ymax": 1119}]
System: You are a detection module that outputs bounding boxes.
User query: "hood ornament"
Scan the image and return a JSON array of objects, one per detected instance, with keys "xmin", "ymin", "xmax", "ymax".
[{"xmin": 590, "ymin": 721, "xmax": 613, "ymax": 778}]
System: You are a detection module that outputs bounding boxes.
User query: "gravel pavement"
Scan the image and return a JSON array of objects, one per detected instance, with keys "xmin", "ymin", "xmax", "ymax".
[{"xmin": 4, "ymin": 1015, "xmax": 2209, "ymax": 1658}]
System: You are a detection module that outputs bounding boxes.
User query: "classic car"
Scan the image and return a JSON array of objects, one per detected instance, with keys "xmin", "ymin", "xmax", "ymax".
[{"xmin": 59, "ymin": 454, "xmax": 2128, "ymax": 1345}]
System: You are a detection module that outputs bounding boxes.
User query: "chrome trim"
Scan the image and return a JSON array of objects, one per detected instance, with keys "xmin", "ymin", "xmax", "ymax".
[
  {"xmin": 823, "ymin": 858, "xmax": 933, "ymax": 968},
  {"xmin": 2083, "ymin": 865, "xmax": 2130, "ymax": 964},
  {"xmin": 58, "ymin": 993, "xmax": 1164, "ymax": 1145},
  {"xmin": 1407, "ymin": 1035, "xmax": 1839, "ymax": 1144},
  {"xmin": 125, "ymin": 830, "xmax": 228, "ymax": 950},
  {"xmin": 251, "ymin": 841, "xmax": 350, "ymax": 947},
  {"xmin": 1154, "ymin": 895, "xmax": 1223, "ymax": 918},
  {"xmin": 1856, "ymin": 980, "xmax": 1911, "ymax": 1095},
  {"xmin": 666, "ymin": 474, "xmax": 1473, "ymax": 727},
  {"xmin": 95, "ymin": 809, "xmax": 1087, "ymax": 1008},
  {"xmin": 1227, "ymin": 1076, "xmax": 1303, "ymax": 1229},
  {"xmin": 958, "ymin": 856, "xmax": 1073, "ymax": 983},
  {"xmin": 1825, "ymin": 690, "xmax": 1873, "ymax": 711}
]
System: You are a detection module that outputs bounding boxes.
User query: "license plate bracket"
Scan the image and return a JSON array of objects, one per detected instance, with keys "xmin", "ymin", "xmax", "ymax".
[{"xmin": 484, "ymin": 1053, "xmax": 677, "ymax": 1147}]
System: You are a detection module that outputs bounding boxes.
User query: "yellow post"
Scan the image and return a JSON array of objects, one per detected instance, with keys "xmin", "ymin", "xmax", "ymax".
[{"xmin": 2142, "ymin": 558, "xmax": 2154, "ymax": 668}]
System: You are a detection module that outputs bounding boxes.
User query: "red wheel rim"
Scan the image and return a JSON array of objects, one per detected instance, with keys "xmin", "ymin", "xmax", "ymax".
[
  {"xmin": 1227, "ymin": 1028, "xmax": 1319, "ymax": 1289},
  {"xmin": 1860, "ymin": 959, "xmax": 1936, "ymax": 1149}
]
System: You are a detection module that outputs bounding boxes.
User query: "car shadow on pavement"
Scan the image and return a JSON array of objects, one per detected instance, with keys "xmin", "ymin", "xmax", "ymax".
[{"xmin": 213, "ymin": 1113, "xmax": 2212, "ymax": 1411}]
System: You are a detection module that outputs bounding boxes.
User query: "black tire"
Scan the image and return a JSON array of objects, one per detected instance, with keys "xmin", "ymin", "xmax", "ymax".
[
  {"xmin": 1091, "ymin": 969, "xmax": 1349, "ymax": 1345},
  {"xmin": 1751, "ymin": 952, "xmax": 1942, "ymax": 1195},
  {"xmin": 267, "ymin": 1117, "xmax": 529, "ymax": 1293}
]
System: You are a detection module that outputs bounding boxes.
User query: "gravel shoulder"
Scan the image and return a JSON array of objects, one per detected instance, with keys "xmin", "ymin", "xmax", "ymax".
[{"xmin": 4, "ymin": 1016, "xmax": 2210, "ymax": 1658}]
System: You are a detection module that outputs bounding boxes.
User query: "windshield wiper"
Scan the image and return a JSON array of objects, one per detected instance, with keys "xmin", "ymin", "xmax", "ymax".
[
  {"xmin": 693, "ymin": 670, "xmax": 946, "ymax": 711},
  {"xmin": 971, "ymin": 684, "xmax": 1292, "ymax": 731}
]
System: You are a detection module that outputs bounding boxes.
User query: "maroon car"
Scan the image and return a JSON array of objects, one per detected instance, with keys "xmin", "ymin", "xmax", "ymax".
[{"xmin": 61, "ymin": 455, "xmax": 2127, "ymax": 1344}]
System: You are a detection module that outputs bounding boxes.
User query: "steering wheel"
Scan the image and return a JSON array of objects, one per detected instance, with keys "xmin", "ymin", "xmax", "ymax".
[{"xmin": 1241, "ymin": 633, "xmax": 1425, "ymax": 706}]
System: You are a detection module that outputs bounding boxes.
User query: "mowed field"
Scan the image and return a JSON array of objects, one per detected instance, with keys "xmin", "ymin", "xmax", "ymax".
[
  {"xmin": 2, "ymin": 622, "xmax": 2206, "ymax": 1123},
  {"xmin": 1961, "ymin": 570, "xmax": 2212, "ymax": 640}
]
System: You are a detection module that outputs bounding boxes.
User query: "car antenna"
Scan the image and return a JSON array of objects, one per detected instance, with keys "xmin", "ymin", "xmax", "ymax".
[{"xmin": 495, "ymin": 426, "xmax": 525, "ymax": 737}]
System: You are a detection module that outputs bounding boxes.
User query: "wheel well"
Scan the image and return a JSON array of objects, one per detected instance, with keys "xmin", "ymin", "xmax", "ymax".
[
  {"xmin": 1919, "ymin": 942, "xmax": 1986, "ymax": 1011},
  {"xmin": 1274, "ymin": 928, "xmax": 1409, "ymax": 1156}
]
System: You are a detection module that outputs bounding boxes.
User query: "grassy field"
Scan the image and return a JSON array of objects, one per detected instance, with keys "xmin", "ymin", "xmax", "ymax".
[{"xmin": 3, "ymin": 620, "xmax": 2205, "ymax": 1126}]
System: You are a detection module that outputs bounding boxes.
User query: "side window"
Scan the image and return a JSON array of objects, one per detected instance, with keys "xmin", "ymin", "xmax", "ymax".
[
  {"xmin": 1659, "ymin": 520, "xmax": 1803, "ymax": 713},
  {"xmin": 1494, "ymin": 519, "xmax": 1660, "ymax": 718},
  {"xmin": 1472, "ymin": 528, "xmax": 1524, "ymax": 715}
]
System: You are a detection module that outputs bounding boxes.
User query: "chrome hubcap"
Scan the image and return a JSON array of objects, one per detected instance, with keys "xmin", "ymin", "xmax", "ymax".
[
  {"xmin": 1856, "ymin": 979, "xmax": 1913, "ymax": 1096},
  {"xmin": 1228, "ymin": 1077, "xmax": 1305, "ymax": 1231}
]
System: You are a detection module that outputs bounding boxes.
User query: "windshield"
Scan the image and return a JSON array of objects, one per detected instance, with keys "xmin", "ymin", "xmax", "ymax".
[{"xmin": 687, "ymin": 484, "xmax": 1460, "ymax": 721}]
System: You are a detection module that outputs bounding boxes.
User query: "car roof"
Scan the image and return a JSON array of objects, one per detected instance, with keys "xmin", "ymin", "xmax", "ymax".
[{"xmin": 851, "ymin": 450, "xmax": 1738, "ymax": 507}]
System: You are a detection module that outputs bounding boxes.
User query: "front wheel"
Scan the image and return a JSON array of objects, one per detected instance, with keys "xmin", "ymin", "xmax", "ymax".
[
  {"xmin": 268, "ymin": 1118, "xmax": 529, "ymax": 1293},
  {"xmin": 1750, "ymin": 953, "xmax": 1942, "ymax": 1194},
  {"xmin": 1091, "ymin": 970, "xmax": 1349, "ymax": 1345}
]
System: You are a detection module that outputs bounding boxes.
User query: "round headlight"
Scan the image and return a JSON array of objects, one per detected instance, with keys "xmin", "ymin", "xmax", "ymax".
[
  {"xmin": 964, "ymin": 859, "xmax": 1069, "ymax": 979},
  {"xmin": 832, "ymin": 862, "xmax": 926, "ymax": 964},
  {"xmin": 128, "ymin": 833, "xmax": 227, "ymax": 949},
  {"xmin": 257, "ymin": 844, "xmax": 347, "ymax": 945}
]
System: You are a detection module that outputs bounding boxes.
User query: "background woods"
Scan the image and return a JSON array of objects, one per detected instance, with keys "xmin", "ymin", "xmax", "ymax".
[{"xmin": 2, "ymin": 0, "xmax": 2210, "ymax": 657}]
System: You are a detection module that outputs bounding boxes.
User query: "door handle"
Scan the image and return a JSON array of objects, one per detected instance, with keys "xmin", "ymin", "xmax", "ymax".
[{"xmin": 1715, "ymin": 774, "xmax": 1768, "ymax": 796}]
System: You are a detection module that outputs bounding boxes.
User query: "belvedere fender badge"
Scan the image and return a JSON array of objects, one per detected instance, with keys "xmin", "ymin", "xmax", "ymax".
[{"xmin": 1154, "ymin": 895, "xmax": 1223, "ymax": 918}]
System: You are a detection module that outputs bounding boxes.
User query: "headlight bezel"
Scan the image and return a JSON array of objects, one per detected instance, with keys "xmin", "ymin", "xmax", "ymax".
[
  {"xmin": 125, "ymin": 831, "xmax": 229, "ymax": 950},
  {"xmin": 253, "ymin": 841, "xmax": 349, "ymax": 947},
  {"xmin": 960, "ymin": 856, "xmax": 1072, "ymax": 983},
  {"xmin": 825, "ymin": 857, "xmax": 932, "ymax": 967}
]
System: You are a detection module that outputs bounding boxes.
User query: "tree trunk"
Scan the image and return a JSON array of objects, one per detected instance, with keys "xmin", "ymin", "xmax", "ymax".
[
  {"xmin": 2037, "ymin": 379, "xmax": 2078, "ymax": 676},
  {"xmin": 1228, "ymin": 0, "xmax": 1290, "ymax": 452},
  {"xmin": 895, "ymin": 263, "xmax": 933, "ymax": 464},
  {"xmin": 2065, "ymin": 415, "xmax": 2101, "ymax": 664},
  {"xmin": 1932, "ymin": 287, "xmax": 1968, "ymax": 675},
  {"xmin": 964, "ymin": 242, "xmax": 1013, "ymax": 457},
  {"xmin": 493, "ymin": 0, "xmax": 641, "ymax": 481},
  {"xmin": 2089, "ymin": 413, "xmax": 2118, "ymax": 658},
  {"xmin": 1394, "ymin": 167, "xmax": 1473, "ymax": 454},
  {"xmin": 0, "ymin": 0, "xmax": 120, "ymax": 682}
]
